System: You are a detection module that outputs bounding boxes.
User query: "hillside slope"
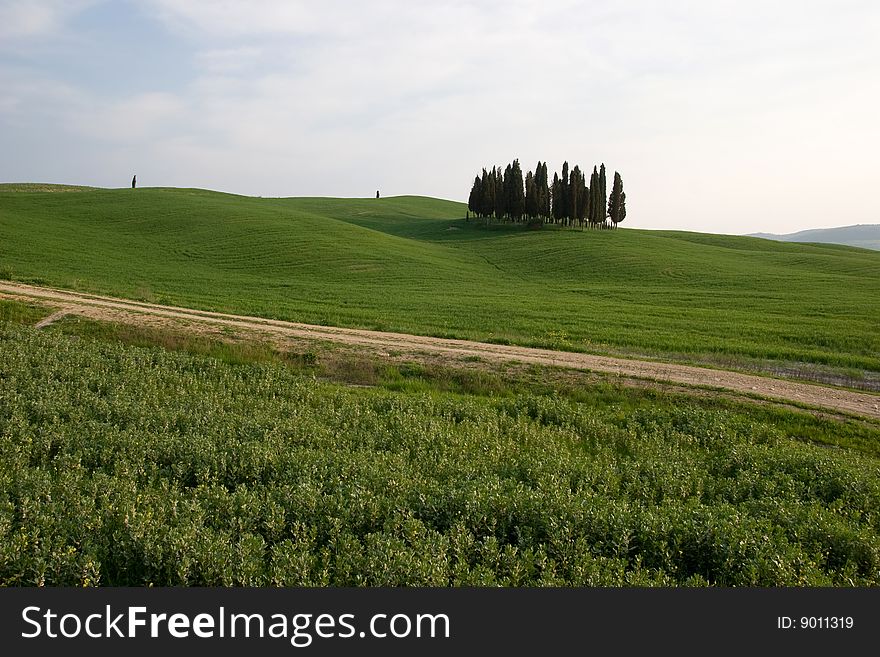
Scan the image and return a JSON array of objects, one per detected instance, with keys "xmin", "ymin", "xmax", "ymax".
[{"xmin": 2, "ymin": 184, "xmax": 879, "ymax": 371}]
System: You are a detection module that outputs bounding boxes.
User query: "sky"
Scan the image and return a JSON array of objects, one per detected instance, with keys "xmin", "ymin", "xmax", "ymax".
[{"xmin": 1, "ymin": 0, "xmax": 878, "ymax": 234}]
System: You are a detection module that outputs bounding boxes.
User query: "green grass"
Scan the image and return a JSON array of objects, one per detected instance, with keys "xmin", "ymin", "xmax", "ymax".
[
  {"xmin": 2, "ymin": 183, "xmax": 879, "ymax": 374},
  {"xmin": 1, "ymin": 322, "xmax": 878, "ymax": 586},
  {"xmin": 0, "ymin": 298, "xmax": 51, "ymax": 325}
]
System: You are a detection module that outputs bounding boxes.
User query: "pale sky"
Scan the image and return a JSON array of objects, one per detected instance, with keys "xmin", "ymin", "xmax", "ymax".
[{"xmin": 1, "ymin": 0, "xmax": 878, "ymax": 234}]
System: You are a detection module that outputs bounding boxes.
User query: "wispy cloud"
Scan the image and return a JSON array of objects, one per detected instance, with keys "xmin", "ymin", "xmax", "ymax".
[{"xmin": 0, "ymin": 0, "xmax": 98, "ymax": 42}]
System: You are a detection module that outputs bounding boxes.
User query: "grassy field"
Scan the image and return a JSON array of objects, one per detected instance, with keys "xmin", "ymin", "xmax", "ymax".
[
  {"xmin": 1, "ymin": 319, "xmax": 879, "ymax": 586},
  {"xmin": 1, "ymin": 184, "xmax": 879, "ymax": 377}
]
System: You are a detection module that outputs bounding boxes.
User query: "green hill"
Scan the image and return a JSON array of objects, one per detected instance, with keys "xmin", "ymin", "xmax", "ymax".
[{"xmin": 2, "ymin": 184, "xmax": 879, "ymax": 372}]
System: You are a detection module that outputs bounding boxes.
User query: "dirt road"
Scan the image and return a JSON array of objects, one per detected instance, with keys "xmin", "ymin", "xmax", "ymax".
[{"xmin": 2, "ymin": 281, "xmax": 878, "ymax": 420}]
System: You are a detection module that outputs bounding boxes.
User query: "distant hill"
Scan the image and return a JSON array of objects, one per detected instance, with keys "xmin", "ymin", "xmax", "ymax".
[{"xmin": 749, "ymin": 224, "xmax": 880, "ymax": 251}]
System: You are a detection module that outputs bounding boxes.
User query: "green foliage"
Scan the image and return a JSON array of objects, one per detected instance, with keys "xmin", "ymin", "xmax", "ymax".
[
  {"xmin": 1, "ymin": 324, "xmax": 878, "ymax": 587},
  {"xmin": 1, "ymin": 186, "xmax": 879, "ymax": 373}
]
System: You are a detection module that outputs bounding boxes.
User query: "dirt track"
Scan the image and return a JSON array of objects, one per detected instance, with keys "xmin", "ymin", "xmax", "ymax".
[{"xmin": 2, "ymin": 281, "xmax": 879, "ymax": 420}]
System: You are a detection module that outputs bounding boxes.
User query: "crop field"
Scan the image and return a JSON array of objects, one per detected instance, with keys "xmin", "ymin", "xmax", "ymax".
[
  {"xmin": 1, "ymin": 321, "xmax": 878, "ymax": 586},
  {"xmin": 1, "ymin": 184, "xmax": 879, "ymax": 375}
]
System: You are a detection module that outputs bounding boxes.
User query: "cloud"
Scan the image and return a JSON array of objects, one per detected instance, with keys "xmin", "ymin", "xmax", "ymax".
[
  {"xmin": 77, "ymin": 92, "xmax": 187, "ymax": 142},
  {"xmin": 0, "ymin": 0, "xmax": 98, "ymax": 41},
  {"xmin": 146, "ymin": 0, "xmax": 491, "ymax": 39}
]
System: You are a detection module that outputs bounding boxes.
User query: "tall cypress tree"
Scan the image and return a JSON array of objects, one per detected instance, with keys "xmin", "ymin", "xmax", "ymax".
[
  {"xmin": 468, "ymin": 176, "xmax": 482, "ymax": 217},
  {"xmin": 480, "ymin": 168, "xmax": 493, "ymax": 220},
  {"xmin": 541, "ymin": 162, "xmax": 551, "ymax": 219},
  {"xmin": 588, "ymin": 166, "xmax": 600, "ymax": 228},
  {"xmin": 551, "ymin": 172, "xmax": 563, "ymax": 223},
  {"xmin": 495, "ymin": 165, "xmax": 507, "ymax": 220},
  {"xmin": 599, "ymin": 163, "xmax": 607, "ymax": 227},
  {"xmin": 575, "ymin": 166, "xmax": 588, "ymax": 227},
  {"xmin": 569, "ymin": 165, "xmax": 583, "ymax": 228},
  {"xmin": 560, "ymin": 161, "xmax": 570, "ymax": 225},
  {"xmin": 503, "ymin": 163, "xmax": 513, "ymax": 220},
  {"xmin": 608, "ymin": 171, "xmax": 626, "ymax": 229},
  {"xmin": 509, "ymin": 159, "xmax": 525, "ymax": 221},
  {"xmin": 525, "ymin": 170, "xmax": 538, "ymax": 222},
  {"xmin": 534, "ymin": 161, "xmax": 545, "ymax": 220},
  {"xmin": 581, "ymin": 175, "xmax": 589, "ymax": 228}
]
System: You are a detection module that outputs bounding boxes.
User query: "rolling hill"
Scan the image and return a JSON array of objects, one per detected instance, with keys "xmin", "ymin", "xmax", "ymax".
[
  {"xmin": 2, "ymin": 183, "xmax": 879, "ymax": 373},
  {"xmin": 750, "ymin": 224, "xmax": 880, "ymax": 251}
]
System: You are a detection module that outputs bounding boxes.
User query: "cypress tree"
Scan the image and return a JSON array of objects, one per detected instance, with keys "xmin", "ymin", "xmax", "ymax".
[
  {"xmin": 599, "ymin": 163, "xmax": 607, "ymax": 227},
  {"xmin": 551, "ymin": 172, "xmax": 563, "ymax": 223},
  {"xmin": 534, "ymin": 161, "xmax": 545, "ymax": 220},
  {"xmin": 560, "ymin": 161, "xmax": 570, "ymax": 225},
  {"xmin": 540, "ymin": 162, "xmax": 551, "ymax": 219},
  {"xmin": 480, "ymin": 168, "xmax": 493, "ymax": 220},
  {"xmin": 588, "ymin": 166, "xmax": 600, "ymax": 228},
  {"xmin": 468, "ymin": 176, "xmax": 482, "ymax": 217},
  {"xmin": 569, "ymin": 165, "xmax": 583, "ymax": 228},
  {"xmin": 608, "ymin": 171, "xmax": 626, "ymax": 229},
  {"xmin": 574, "ymin": 166, "xmax": 588, "ymax": 227},
  {"xmin": 504, "ymin": 163, "xmax": 512, "ymax": 219},
  {"xmin": 495, "ymin": 165, "xmax": 507, "ymax": 220},
  {"xmin": 580, "ymin": 175, "xmax": 589, "ymax": 228},
  {"xmin": 509, "ymin": 159, "xmax": 525, "ymax": 221},
  {"xmin": 525, "ymin": 171, "xmax": 538, "ymax": 222}
]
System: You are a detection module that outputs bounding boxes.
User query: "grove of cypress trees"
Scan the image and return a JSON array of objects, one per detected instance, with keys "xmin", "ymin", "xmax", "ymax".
[{"xmin": 467, "ymin": 160, "xmax": 624, "ymax": 229}]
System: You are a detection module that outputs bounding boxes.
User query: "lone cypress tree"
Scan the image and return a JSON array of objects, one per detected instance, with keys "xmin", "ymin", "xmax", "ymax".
[{"xmin": 608, "ymin": 171, "xmax": 626, "ymax": 229}]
